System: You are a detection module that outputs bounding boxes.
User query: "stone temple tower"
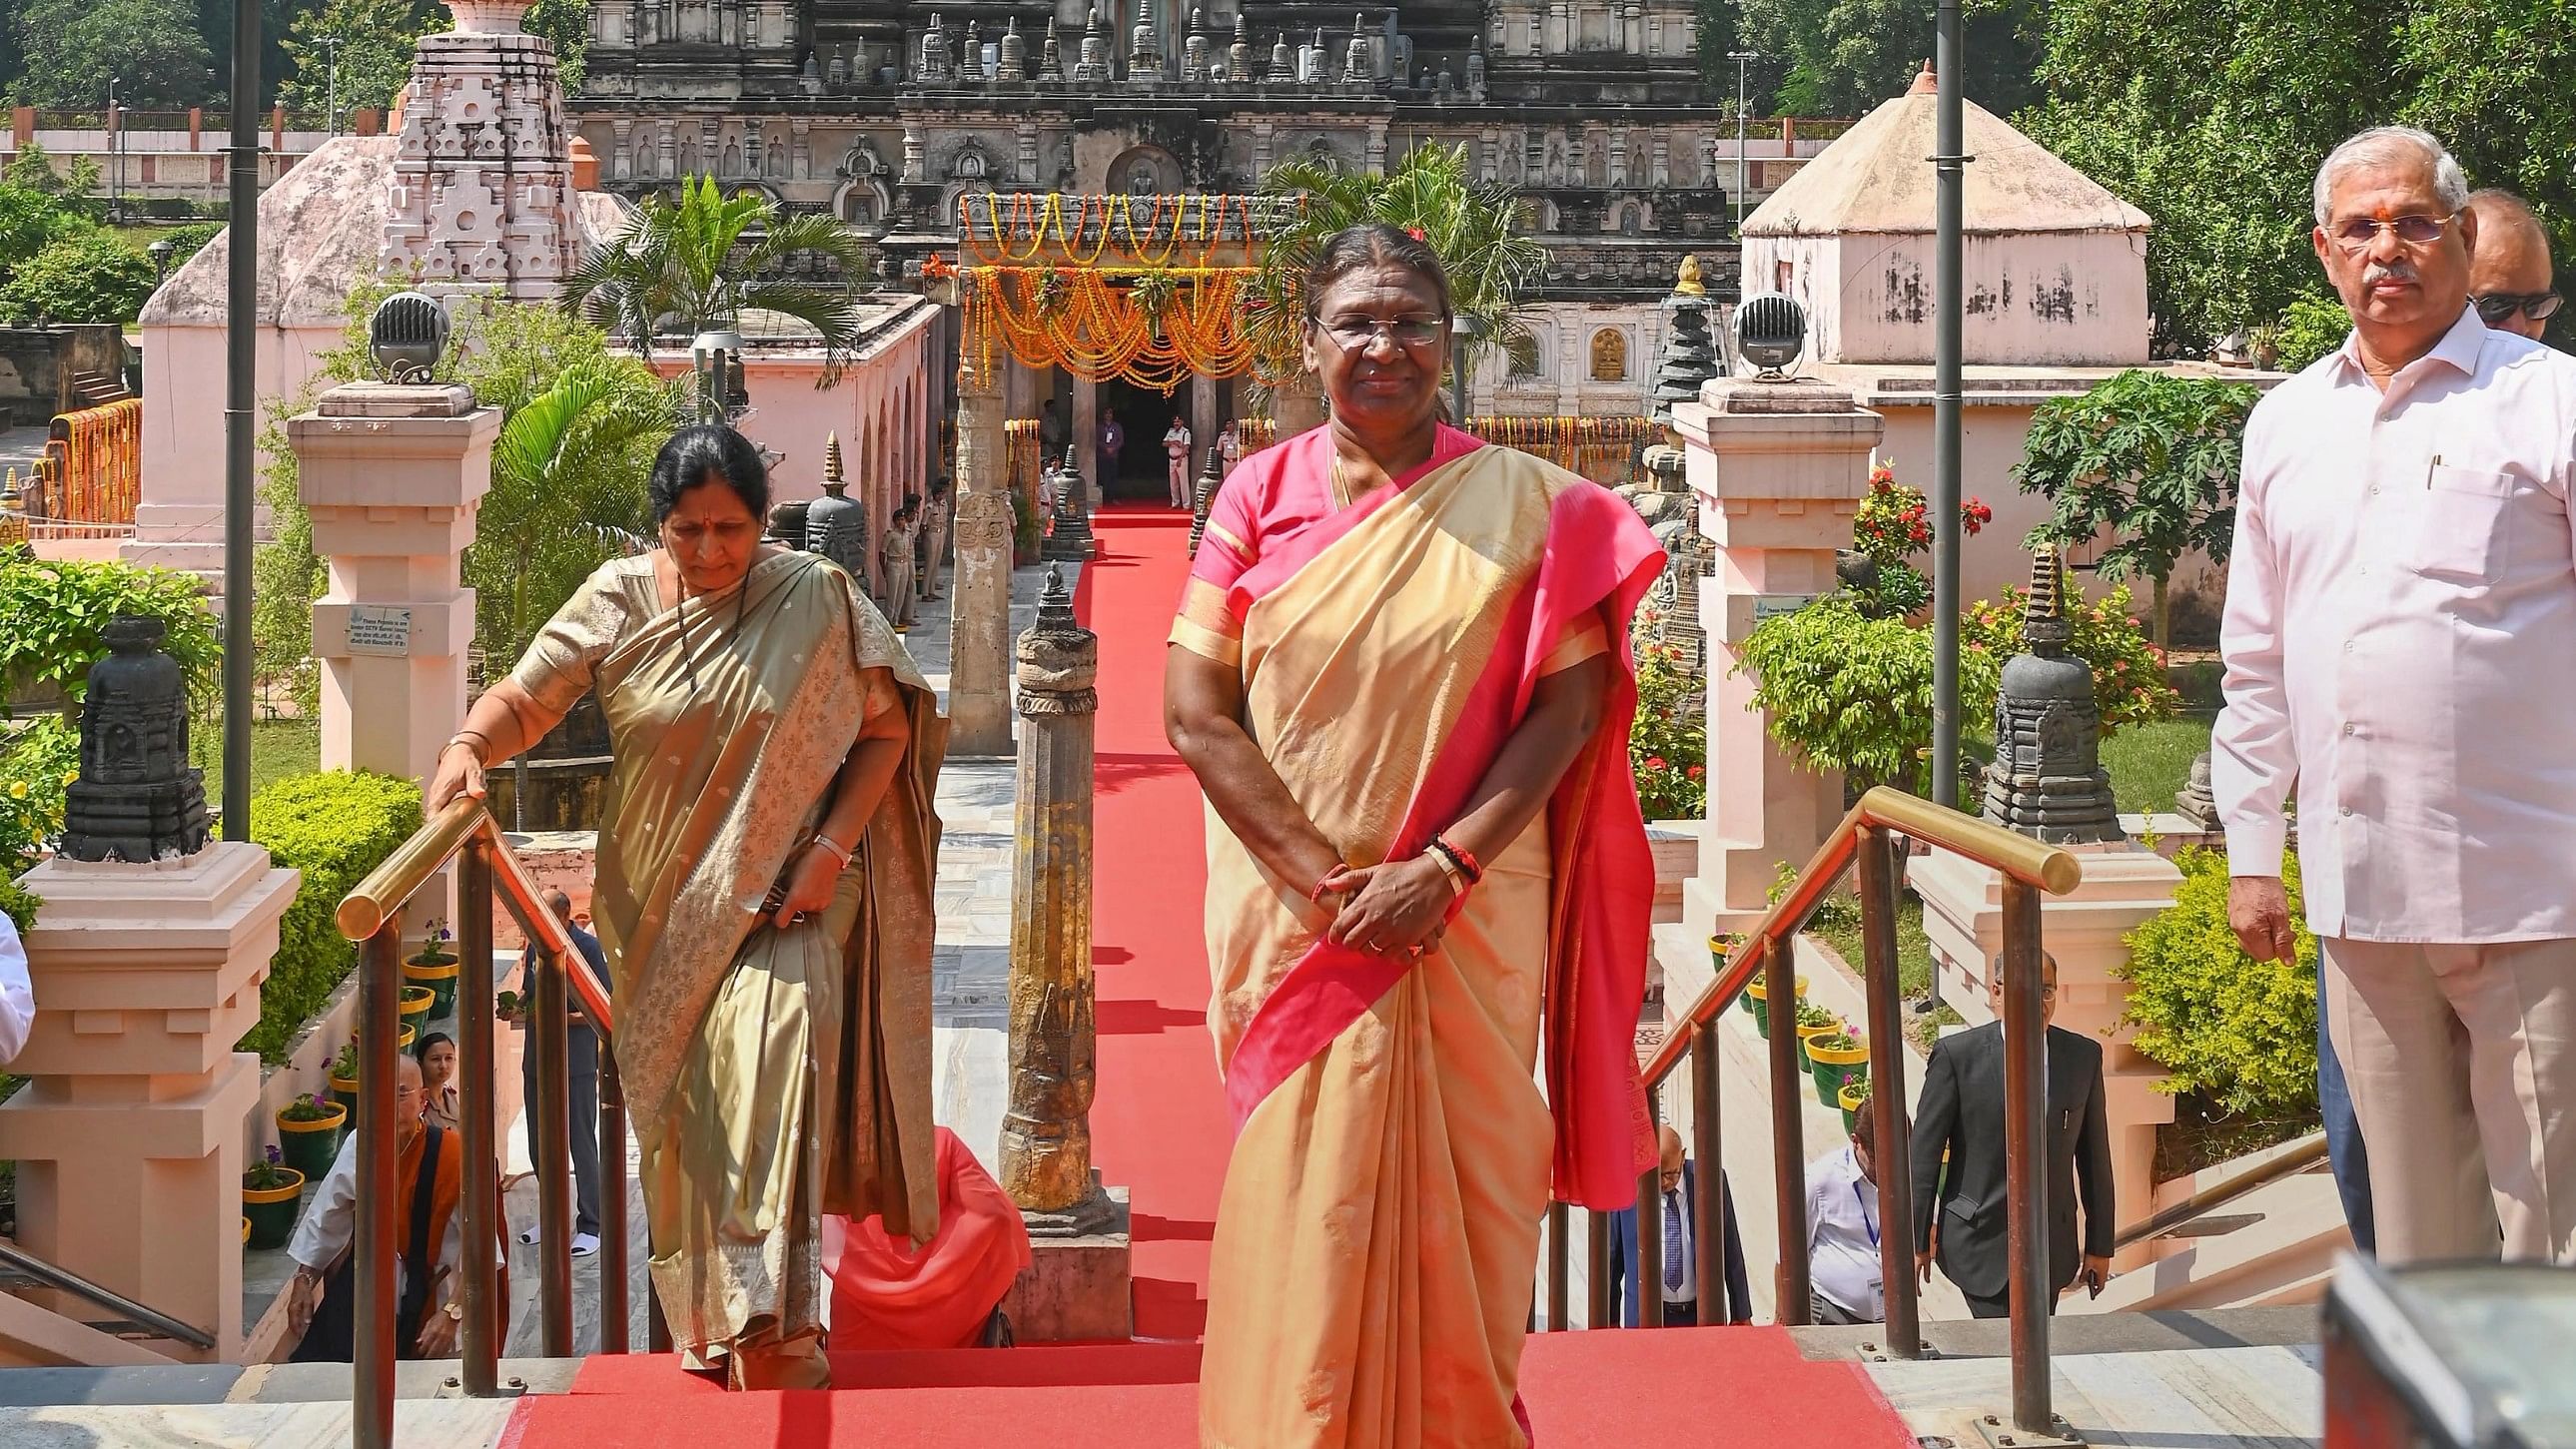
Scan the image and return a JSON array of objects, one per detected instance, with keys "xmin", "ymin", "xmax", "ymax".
[
  {"xmin": 380, "ymin": 0, "xmax": 581, "ymax": 300},
  {"xmin": 1982, "ymin": 542, "xmax": 2124, "ymax": 844}
]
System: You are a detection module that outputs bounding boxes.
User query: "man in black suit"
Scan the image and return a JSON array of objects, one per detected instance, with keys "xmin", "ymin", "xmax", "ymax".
[
  {"xmin": 519, "ymin": 890, "xmax": 611, "ymax": 1257},
  {"xmin": 1605, "ymin": 1125, "xmax": 1752, "ymax": 1326},
  {"xmin": 1910, "ymin": 952, "xmax": 2115, "ymax": 1318}
]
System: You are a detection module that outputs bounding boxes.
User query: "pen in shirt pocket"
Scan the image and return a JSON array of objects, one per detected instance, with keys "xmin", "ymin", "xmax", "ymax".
[{"xmin": 2427, "ymin": 453, "xmax": 2440, "ymax": 487}]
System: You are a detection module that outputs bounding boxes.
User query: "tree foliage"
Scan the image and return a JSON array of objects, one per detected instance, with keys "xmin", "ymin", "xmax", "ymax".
[
  {"xmin": 1249, "ymin": 142, "xmax": 1548, "ymax": 387},
  {"xmin": 563, "ymin": 175, "xmax": 875, "ymax": 385},
  {"xmin": 1736, "ymin": 593, "xmax": 2001, "ymax": 796},
  {"xmin": 279, "ymin": 0, "xmax": 445, "ymax": 119},
  {"xmin": 10, "ymin": 0, "xmax": 215, "ymax": 109},
  {"xmin": 1733, "ymin": 0, "xmax": 2044, "ymax": 118},
  {"xmin": 0, "ymin": 229, "xmax": 157, "ymax": 323},
  {"xmin": 2013, "ymin": 369, "xmax": 2257, "ymax": 638}
]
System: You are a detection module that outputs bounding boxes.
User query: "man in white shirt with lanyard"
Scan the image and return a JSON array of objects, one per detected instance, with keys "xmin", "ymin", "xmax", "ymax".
[
  {"xmin": 0, "ymin": 911, "xmax": 37, "ymax": 1064},
  {"xmin": 1806, "ymin": 1104, "xmax": 1884, "ymax": 1324},
  {"xmin": 2217, "ymin": 125, "xmax": 2576, "ymax": 1265}
]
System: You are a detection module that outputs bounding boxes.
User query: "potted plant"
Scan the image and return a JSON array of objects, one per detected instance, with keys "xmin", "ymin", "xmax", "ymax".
[
  {"xmin": 405, "ymin": 921, "xmax": 459, "ymax": 1019},
  {"xmin": 1808, "ymin": 1030, "xmax": 1869, "ymax": 1106},
  {"xmin": 329, "ymin": 1040, "xmax": 360, "ymax": 1113},
  {"xmin": 243, "ymin": 1145, "xmax": 306, "ymax": 1248},
  {"xmin": 1746, "ymin": 973, "xmax": 1808, "ymax": 1039},
  {"xmin": 1793, "ymin": 1001, "xmax": 1840, "ymax": 1068},
  {"xmin": 494, "ymin": 989, "xmax": 522, "ymax": 1026},
  {"xmin": 399, "ymin": 984, "xmax": 437, "ymax": 1035},
  {"xmin": 275, "ymin": 1092, "xmax": 347, "ymax": 1181},
  {"xmin": 1837, "ymin": 1075, "xmax": 1871, "ymax": 1135},
  {"xmin": 1707, "ymin": 934, "xmax": 1752, "ymax": 1015}
]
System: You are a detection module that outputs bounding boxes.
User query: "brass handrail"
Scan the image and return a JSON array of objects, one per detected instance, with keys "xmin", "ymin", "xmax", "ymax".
[
  {"xmin": 2115, "ymin": 1132, "xmax": 2330, "ymax": 1251},
  {"xmin": 331, "ymin": 793, "xmax": 625, "ymax": 1449},
  {"xmin": 0, "ymin": 1239, "xmax": 215, "ymax": 1349},
  {"xmin": 1562, "ymin": 786, "xmax": 2080, "ymax": 1442}
]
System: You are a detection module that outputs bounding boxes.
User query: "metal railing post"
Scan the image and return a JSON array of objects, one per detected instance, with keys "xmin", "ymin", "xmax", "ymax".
[
  {"xmin": 1545, "ymin": 1201, "xmax": 1569, "ymax": 1330},
  {"xmin": 1689, "ymin": 1019, "xmax": 1723, "ymax": 1324},
  {"xmin": 648, "ymin": 1285, "xmax": 672, "ymax": 1353},
  {"xmin": 1857, "ymin": 826, "xmax": 1922, "ymax": 1357},
  {"xmin": 1636, "ymin": 1160, "xmax": 1663, "ymax": 1328},
  {"xmin": 1585, "ymin": 1206, "xmax": 1611, "ymax": 1330},
  {"xmin": 353, "ymin": 930, "xmax": 403, "ymax": 1449},
  {"xmin": 1764, "ymin": 934, "xmax": 1812, "ymax": 1324},
  {"xmin": 531, "ymin": 941, "xmax": 576, "ymax": 1358},
  {"xmin": 2000, "ymin": 879, "xmax": 2053, "ymax": 1433},
  {"xmin": 457, "ymin": 842, "xmax": 501, "ymax": 1395},
  {"xmin": 598, "ymin": 1052, "xmax": 630, "ymax": 1354}
]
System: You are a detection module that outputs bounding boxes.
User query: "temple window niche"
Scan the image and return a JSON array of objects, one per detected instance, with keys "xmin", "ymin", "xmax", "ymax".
[{"xmin": 1589, "ymin": 329, "xmax": 1628, "ymax": 381}]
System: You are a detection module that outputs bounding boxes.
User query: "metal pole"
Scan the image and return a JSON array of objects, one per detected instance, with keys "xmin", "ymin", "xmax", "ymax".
[
  {"xmin": 1545, "ymin": 1201, "xmax": 1570, "ymax": 1330},
  {"xmin": 353, "ymin": 931, "xmax": 402, "ymax": 1449},
  {"xmin": 1930, "ymin": 0, "xmax": 1967, "ymax": 807},
  {"xmin": 1856, "ymin": 828, "xmax": 1921, "ymax": 1357},
  {"xmin": 2000, "ymin": 879, "xmax": 2053, "ymax": 1433},
  {"xmin": 531, "ymin": 943, "xmax": 576, "ymax": 1358},
  {"xmin": 598, "ymin": 1053, "xmax": 630, "ymax": 1354},
  {"xmin": 324, "ymin": 37, "xmax": 341, "ymax": 138},
  {"xmin": 1764, "ymin": 933, "xmax": 1811, "ymax": 1323},
  {"xmin": 1689, "ymin": 1019, "xmax": 1724, "ymax": 1324},
  {"xmin": 106, "ymin": 83, "xmax": 118, "ymax": 227},
  {"xmin": 1585, "ymin": 1205, "xmax": 1612, "ymax": 1330},
  {"xmin": 1730, "ymin": 52, "xmax": 1755, "ymax": 235},
  {"xmin": 456, "ymin": 843, "xmax": 501, "ymax": 1395},
  {"xmin": 1636, "ymin": 1160, "xmax": 1663, "ymax": 1329},
  {"xmin": 221, "ymin": 0, "xmax": 259, "ymax": 841}
]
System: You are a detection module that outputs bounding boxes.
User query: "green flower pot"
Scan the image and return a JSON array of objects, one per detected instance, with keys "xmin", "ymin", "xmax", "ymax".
[
  {"xmin": 276, "ymin": 1102, "xmax": 347, "ymax": 1182},
  {"xmin": 1809, "ymin": 1039, "xmax": 1870, "ymax": 1107},
  {"xmin": 406, "ymin": 956, "xmax": 460, "ymax": 1020},
  {"xmin": 243, "ymin": 1170, "xmax": 307, "ymax": 1249}
]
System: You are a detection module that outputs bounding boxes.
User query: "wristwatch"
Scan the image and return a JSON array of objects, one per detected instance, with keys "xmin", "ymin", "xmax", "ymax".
[{"xmin": 442, "ymin": 1300, "xmax": 463, "ymax": 1322}]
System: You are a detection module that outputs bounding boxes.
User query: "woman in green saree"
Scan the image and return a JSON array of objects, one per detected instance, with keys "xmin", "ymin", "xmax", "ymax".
[{"xmin": 428, "ymin": 425, "xmax": 946, "ymax": 1389}]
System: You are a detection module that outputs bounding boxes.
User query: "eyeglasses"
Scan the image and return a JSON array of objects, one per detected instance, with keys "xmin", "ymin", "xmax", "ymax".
[
  {"xmin": 2475, "ymin": 291, "xmax": 2564, "ymax": 325},
  {"xmin": 2324, "ymin": 212, "xmax": 2458, "ymax": 254},
  {"xmin": 1312, "ymin": 314, "xmax": 1448, "ymax": 351}
]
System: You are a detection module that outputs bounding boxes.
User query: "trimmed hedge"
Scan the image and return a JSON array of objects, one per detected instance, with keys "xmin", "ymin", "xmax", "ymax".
[
  {"xmin": 2118, "ymin": 846, "xmax": 2319, "ymax": 1117},
  {"xmin": 239, "ymin": 771, "xmax": 422, "ymax": 1065}
]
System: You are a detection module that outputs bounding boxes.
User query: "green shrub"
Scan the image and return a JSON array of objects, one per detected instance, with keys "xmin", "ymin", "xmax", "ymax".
[
  {"xmin": 1737, "ymin": 593, "xmax": 2003, "ymax": 796},
  {"xmin": 0, "ymin": 876, "xmax": 38, "ymax": 934},
  {"xmin": 0, "ymin": 231, "xmax": 158, "ymax": 325},
  {"xmin": 2269, "ymin": 297, "xmax": 2348, "ymax": 373},
  {"xmin": 2119, "ymin": 847, "xmax": 2319, "ymax": 1117},
  {"xmin": 239, "ymin": 771, "xmax": 422, "ymax": 1065},
  {"xmin": 1962, "ymin": 577, "xmax": 2181, "ymax": 738},
  {"xmin": 0, "ymin": 547, "xmax": 223, "ymax": 709},
  {"xmin": 0, "ymin": 716, "xmax": 78, "ymax": 874}
]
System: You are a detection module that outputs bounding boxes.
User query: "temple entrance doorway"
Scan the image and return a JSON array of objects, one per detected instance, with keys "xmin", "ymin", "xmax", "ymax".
[{"xmin": 1096, "ymin": 376, "xmax": 1191, "ymax": 503}]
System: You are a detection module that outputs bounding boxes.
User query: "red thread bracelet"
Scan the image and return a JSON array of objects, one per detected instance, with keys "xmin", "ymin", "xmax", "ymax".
[{"xmin": 1430, "ymin": 834, "xmax": 1483, "ymax": 886}]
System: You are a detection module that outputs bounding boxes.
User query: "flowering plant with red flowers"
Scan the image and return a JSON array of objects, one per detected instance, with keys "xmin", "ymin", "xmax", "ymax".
[
  {"xmin": 1625, "ymin": 627, "xmax": 1706, "ymax": 819},
  {"xmin": 1963, "ymin": 578, "xmax": 2178, "ymax": 734}
]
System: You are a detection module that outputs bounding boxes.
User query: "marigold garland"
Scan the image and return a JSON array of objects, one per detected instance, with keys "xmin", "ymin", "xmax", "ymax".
[
  {"xmin": 965, "ymin": 264, "xmax": 1262, "ymax": 391},
  {"xmin": 1237, "ymin": 411, "xmax": 1650, "ymax": 484},
  {"xmin": 959, "ymin": 192, "xmax": 1262, "ymax": 271}
]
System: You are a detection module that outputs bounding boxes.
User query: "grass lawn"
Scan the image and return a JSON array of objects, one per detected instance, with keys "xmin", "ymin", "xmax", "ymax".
[
  {"xmin": 1811, "ymin": 892, "xmax": 1962, "ymax": 1051},
  {"xmin": 194, "ymin": 720, "xmax": 323, "ymax": 812},
  {"xmin": 2101, "ymin": 716, "xmax": 2214, "ymax": 816}
]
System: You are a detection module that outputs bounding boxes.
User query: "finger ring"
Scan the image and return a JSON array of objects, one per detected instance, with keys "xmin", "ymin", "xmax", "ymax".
[{"xmin": 791, "ymin": 912, "xmax": 808, "ymax": 926}]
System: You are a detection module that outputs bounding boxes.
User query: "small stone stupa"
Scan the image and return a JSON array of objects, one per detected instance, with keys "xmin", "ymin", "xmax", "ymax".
[
  {"xmin": 805, "ymin": 431, "xmax": 869, "ymax": 587},
  {"xmin": 58, "ymin": 616, "xmax": 211, "ymax": 864},
  {"xmin": 1045, "ymin": 443, "xmax": 1096, "ymax": 561},
  {"xmin": 1188, "ymin": 443, "xmax": 1223, "ymax": 556},
  {"xmin": 1649, "ymin": 257, "xmax": 1721, "ymax": 433},
  {"xmin": 1982, "ymin": 543, "xmax": 2123, "ymax": 843}
]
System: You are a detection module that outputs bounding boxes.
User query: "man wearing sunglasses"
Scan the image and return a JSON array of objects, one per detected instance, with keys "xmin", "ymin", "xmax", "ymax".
[
  {"xmin": 2216, "ymin": 126, "xmax": 2576, "ymax": 1270},
  {"xmin": 2467, "ymin": 188, "xmax": 2559, "ymax": 343}
]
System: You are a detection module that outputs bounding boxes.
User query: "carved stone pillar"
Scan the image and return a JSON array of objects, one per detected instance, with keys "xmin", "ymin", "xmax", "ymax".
[
  {"xmin": 993, "ymin": 569, "xmax": 1133, "ymax": 1342},
  {"xmin": 1001, "ymin": 567, "xmax": 1102, "ymax": 1212},
  {"xmin": 949, "ymin": 362, "xmax": 1017, "ymax": 756}
]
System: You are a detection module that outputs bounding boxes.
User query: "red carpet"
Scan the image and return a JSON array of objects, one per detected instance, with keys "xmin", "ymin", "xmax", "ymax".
[
  {"xmin": 502, "ymin": 1327, "xmax": 1917, "ymax": 1447},
  {"xmin": 1072, "ymin": 506, "xmax": 1230, "ymax": 1340}
]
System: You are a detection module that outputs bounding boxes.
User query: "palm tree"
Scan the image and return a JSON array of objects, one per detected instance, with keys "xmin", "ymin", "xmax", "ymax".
[
  {"xmin": 562, "ymin": 175, "xmax": 877, "ymax": 386},
  {"xmin": 474, "ymin": 362, "xmax": 682, "ymax": 664},
  {"xmin": 1248, "ymin": 142, "xmax": 1549, "ymax": 392}
]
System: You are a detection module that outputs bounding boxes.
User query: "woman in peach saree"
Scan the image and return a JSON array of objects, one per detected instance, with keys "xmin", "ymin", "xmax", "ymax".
[{"xmin": 1166, "ymin": 225, "xmax": 1664, "ymax": 1448}]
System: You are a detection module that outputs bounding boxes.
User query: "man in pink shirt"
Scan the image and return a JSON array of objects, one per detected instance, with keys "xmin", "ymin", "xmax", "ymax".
[{"xmin": 2217, "ymin": 125, "xmax": 2576, "ymax": 1265}]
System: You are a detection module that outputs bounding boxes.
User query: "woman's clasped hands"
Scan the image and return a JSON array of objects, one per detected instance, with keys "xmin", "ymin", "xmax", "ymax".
[{"xmin": 1314, "ymin": 853, "xmax": 1457, "ymax": 963}]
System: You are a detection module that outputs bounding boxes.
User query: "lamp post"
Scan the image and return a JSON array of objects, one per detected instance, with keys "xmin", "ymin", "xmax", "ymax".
[
  {"xmin": 106, "ymin": 79, "xmax": 121, "ymax": 226},
  {"xmin": 148, "ymin": 239, "xmax": 174, "ymax": 290},
  {"xmin": 1449, "ymin": 312, "xmax": 1480, "ymax": 428},
  {"xmin": 1728, "ymin": 50, "xmax": 1758, "ymax": 235},
  {"xmin": 223, "ymin": 0, "xmax": 263, "ymax": 840},
  {"xmin": 690, "ymin": 327, "xmax": 749, "ymax": 425},
  {"xmin": 321, "ymin": 36, "xmax": 343, "ymax": 137}
]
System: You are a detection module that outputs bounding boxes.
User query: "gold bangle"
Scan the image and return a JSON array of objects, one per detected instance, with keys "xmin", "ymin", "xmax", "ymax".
[{"xmin": 443, "ymin": 735, "xmax": 488, "ymax": 762}]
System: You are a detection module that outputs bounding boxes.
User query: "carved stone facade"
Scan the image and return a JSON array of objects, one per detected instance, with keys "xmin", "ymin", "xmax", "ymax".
[
  {"xmin": 570, "ymin": 0, "xmax": 1758, "ymax": 409},
  {"xmin": 382, "ymin": 0, "xmax": 582, "ymax": 298}
]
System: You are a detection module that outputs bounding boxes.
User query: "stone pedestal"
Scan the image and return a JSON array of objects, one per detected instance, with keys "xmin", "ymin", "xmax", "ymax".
[
  {"xmin": 1671, "ymin": 378, "xmax": 1881, "ymax": 941},
  {"xmin": 1911, "ymin": 842, "xmax": 2184, "ymax": 1270},
  {"xmin": 950, "ymin": 367, "xmax": 1016, "ymax": 756},
  {"xmin": 0, "ymin": 842, "xmax": 300, "ymax": 1361},
  {"xmin": 996, "ymin": 1177, "xmax": 1133, "ymax": 1341},
  {"xmin": 289, "ymin": 382, "xmax": 495, "ymax": 787}
]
